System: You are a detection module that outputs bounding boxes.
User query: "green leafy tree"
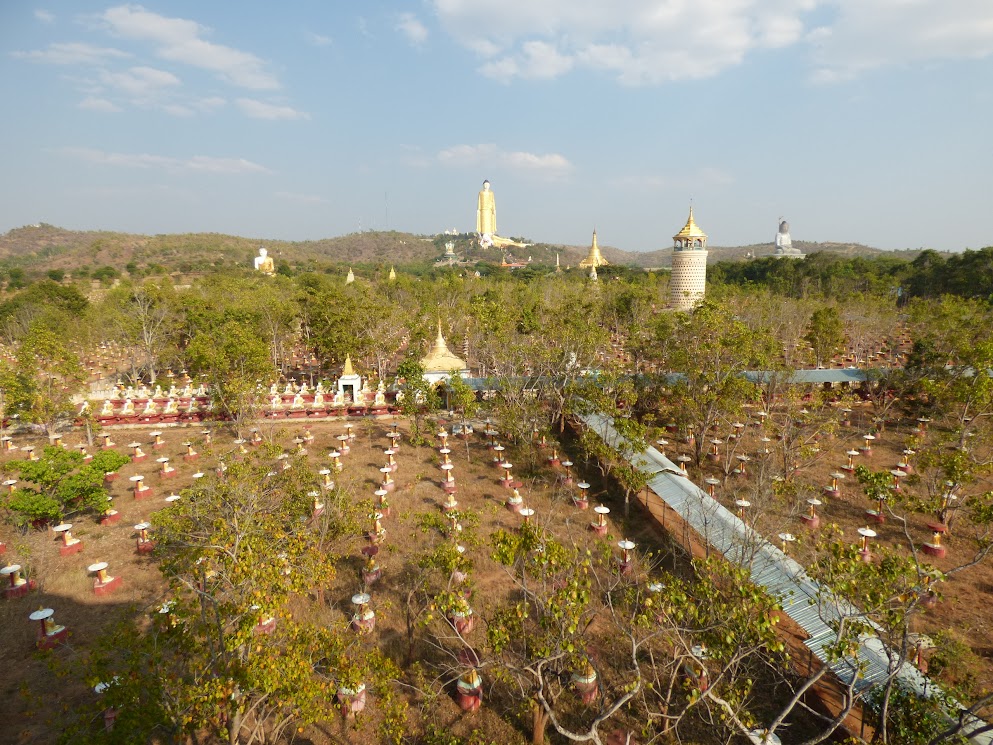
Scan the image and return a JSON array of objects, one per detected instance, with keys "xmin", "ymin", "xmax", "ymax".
[
  {"xmin": 395, "ymin": 359, "xmax": 439, "ymax": 444},
  {"xmin": 66, "ymin": 455, "xmax": 403, "ymax": 745},
  {"xmin": 1, "ymin": 324, "xmax": 86, "ymax": 435},
  {"xmin": 805, "ymin": 306, "xmax": 846, "ymax": 367},
  {"xmin": 4, "ymin": 446, "xmax": 128, "ymax": 525},
  {"xmin": 186, "ymin": 320, "xmax": 275, "ymax": 437},
  {"xmin": 655, "ymin": 301, "xmax": 773, "ymax": 463}
]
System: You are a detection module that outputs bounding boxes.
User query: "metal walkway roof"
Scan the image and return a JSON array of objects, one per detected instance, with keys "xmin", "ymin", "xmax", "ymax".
[{"xmin": 578, "ymin": 411, "xmax": 990, "ymax": 744}]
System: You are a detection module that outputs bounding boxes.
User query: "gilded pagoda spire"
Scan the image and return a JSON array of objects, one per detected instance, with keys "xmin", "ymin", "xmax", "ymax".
[
  {"xmin": 342, "ymin": 355, "xmax": 355, "ymax": 377},
  {"xmin": 672, "ymin": 207, "xmax": 708, "ymax": 248},
  {"xmin": 420, "ymin": 320, "xmax": 467, "ymax": 374},
  {"xmin": 579, "ymin": 228, "xmax": 609, "ymax": 269}
]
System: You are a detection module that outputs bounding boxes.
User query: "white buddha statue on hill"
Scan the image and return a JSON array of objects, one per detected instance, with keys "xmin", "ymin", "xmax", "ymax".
[{"xmin": 774, "ymin": 218, "xmax": 804, "ymax": 258}]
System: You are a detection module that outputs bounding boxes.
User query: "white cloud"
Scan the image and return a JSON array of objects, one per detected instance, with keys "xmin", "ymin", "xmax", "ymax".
[
  {"xmin": 305, "ymin": 31, "xmax": 332, "ymax": 47},
  {"xmin": 236, "ymin": 98, "xmax": 310, "ymax": 120},
  {"xmin": 99, "ymin": 65, "xmax": 180, "ymax": 97},
  {"xmin": 11, "ymin": 42, "xmax": 130, "ymax": 65},
  {"xmin": 34, "ymin": 9, "xmax": 55, "ymax": 23},
  {"xmin": 101, "ymin": 4, "xmax": 279, "ymax": 89},
  {"xmin": 437, "ymin": 143, "xmax": 572, "ymax": 176},
  {"xmin": 274, "ymin": 191, "xmax": 330, "ymax": 205},
  {"xmin": 78, "ymin": 96, "xmax": 122, "ymax": 112},
  {"xmin": 810, "ymin": 0, "xmax": 993, "ymax": 82},
  {"xmin": 434, "ymin": 0, "xmax": 993, "ymax": 84},
  {"xmin": 60, "ymin": 146, "xmax": 270, "ymax": 174},
  {"xmin": 396, "ymin": 13, "xmax": 429, "ymax": 46}
]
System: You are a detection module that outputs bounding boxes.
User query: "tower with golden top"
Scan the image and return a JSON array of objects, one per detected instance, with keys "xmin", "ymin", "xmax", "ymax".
[{"xmin": 669, "ymin": 207, "xmax": 708, "ymax": 310}]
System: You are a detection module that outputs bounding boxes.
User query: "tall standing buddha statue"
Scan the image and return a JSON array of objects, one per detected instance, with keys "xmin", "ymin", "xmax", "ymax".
[{"xmin": 476, "ymin": 180, "xmax": 497, "ymax": 247}]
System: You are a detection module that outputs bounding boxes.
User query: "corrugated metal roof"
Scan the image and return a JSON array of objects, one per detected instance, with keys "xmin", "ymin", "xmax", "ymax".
[{"xmin": 577, "ymin": 412, "xmax": 991, "ymax": 744}]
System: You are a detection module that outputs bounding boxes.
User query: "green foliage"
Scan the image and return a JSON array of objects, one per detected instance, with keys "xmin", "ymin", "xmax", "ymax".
[
  {"xmin": 4, "ymin": 446, "xmax": 128, "ymax": 525},
  {"xmin": 869, "ymin": 685, "xmax": 968, "ymax": 745},
  {"xmin": 805, "ymin": 305, "xmax": 846, "ymax": 366},
  {"xmin": 396, "ymin": 359, "xmax": 440, "ymax": 443},
  {"xmin": 186, "ymin": 318, "xmax": 275, "ymax": 432},
  {"xmin": 0, "ymin": 323, "xmax": 87, "ymax": 433},
  {"xmin": 64, "ymin": 455, "xmax": 370, "ymax": 743}
]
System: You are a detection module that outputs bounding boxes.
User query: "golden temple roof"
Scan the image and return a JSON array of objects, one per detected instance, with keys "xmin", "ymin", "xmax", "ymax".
[
  {"xmin": 673, "ymin": 207, "xmax": 708, "ymax": 242},
  {"xmin": 342, "ymin": 355, "xmax": 356, "ymax": 377},
  {"xmin": 578, "ymin": 229, "xmax": 609, "ymax": 269},
  {"xmin": 420, "ymin": 321, "xmax": 467, "ymax": 373}
]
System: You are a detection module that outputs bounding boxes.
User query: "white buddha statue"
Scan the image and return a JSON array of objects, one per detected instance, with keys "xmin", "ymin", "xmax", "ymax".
[{"xmin": 774, "ymin": 218, "xmax": 804, "ymax": 258}]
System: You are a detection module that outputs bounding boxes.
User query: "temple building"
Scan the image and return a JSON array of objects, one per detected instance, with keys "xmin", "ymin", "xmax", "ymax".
[
  {"xmin": 578, "ymin": 230, "xmax": 609, "ymax": 270},
  {"xmin": 669, "ymin": 207, "xmax": 708, "ymax": 310},
  {"xmin": 420, "ymin": 321, "xmax": 469, "ymax": 384}
]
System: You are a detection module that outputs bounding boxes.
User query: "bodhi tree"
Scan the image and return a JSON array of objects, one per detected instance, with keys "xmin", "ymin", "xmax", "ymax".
[
  {"xmin": 0, "ymin": 323, "xmax": 87, "ymax": 436},
  {"xmin": 67, "ymin": 453, "xmax": 407, "ymax": 745},
  {"xmin": 654, "ymin": 301, "xmax": 773, "ymax": 464},
  {"xmin": 395, "ymin": 359, "xmax": 440, "ymax": 444},
  {"xmin": 3, "ymin": 446, "xmax": 129, "ymax": 526},
  {"xmin": 186, "ymin": 319, "xmax": 275, "ymax": 437}
]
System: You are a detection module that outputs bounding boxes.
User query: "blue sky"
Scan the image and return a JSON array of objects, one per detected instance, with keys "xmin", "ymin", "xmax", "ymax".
[{"xmin": 1, "ymin": 1, "xmax": 991, "ymax": 252}]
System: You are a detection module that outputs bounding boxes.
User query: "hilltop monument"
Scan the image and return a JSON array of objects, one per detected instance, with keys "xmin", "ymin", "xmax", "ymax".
[
  {"xmin": 579, "ymin": 229, "xmax": 609, "ymax": 270},
  {"xmin": 474, "ymin": 180, "xmax": 527, "ymax": 249},
  {"xmin": 254, "ymin": 247, "xmax": 274, "ymax": 275},
  {"xmin": 669, "ymin": 207, "xmax": 708, "ymax": 311},
  {"xmin": 773, "ymin": 218, "xmax": 805, "ymax": 259}
]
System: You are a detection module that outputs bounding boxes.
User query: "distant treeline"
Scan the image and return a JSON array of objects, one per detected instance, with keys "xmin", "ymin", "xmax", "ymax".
[{"xmin": 708, "ymin": 247, "xmax": 993, "ymax": 300}]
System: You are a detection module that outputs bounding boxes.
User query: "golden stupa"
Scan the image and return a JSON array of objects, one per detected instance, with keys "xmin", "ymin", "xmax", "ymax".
[
  {"xmin": 342, "ymin": 354, "xmax": 356, "ymax": 377},
  {"xmin": 579, "ymin": 229, "xmax": 609, "ymax": 269},
  {"xmin": 420, "ymin": 321, "xmax": 467, "ymax": 374},
  {"xmin": 672, "ymin": 207, "xmax": 708, "ymax": 247}
]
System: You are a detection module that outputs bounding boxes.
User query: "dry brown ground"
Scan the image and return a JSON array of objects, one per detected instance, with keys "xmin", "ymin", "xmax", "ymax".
[
  {"xmin": 0, "ymin": 403, "xmax": 990, "ymax": 744},
  {"xmin": 0, "ymin": 418, "xmax": 686, "ymax": 745}
]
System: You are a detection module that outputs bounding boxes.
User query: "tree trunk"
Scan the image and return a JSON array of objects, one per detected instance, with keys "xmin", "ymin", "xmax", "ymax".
[
  {"xmin": 228, "ymin": 707, "xmax": 243, "ymax": 745},
  {"xmin": 531, "ymin": 700, "xmax": 548, "ymax": 745}
]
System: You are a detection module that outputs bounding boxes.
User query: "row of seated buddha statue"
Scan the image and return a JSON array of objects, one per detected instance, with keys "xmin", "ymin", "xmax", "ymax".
[{"xmin": 82, "ymin": 376, "xmax": 393, "ymax": 425}]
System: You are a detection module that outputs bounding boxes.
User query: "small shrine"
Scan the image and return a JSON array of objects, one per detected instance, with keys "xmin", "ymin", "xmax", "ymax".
[{"xmin": 336, "ymin": 356, "xmax": 363, "ymax": 404}]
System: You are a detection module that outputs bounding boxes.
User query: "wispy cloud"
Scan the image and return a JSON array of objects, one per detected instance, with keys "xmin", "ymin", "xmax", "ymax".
[
  {"xmin": 274, "ymin": 191, "xmax": 330, "ymax": 205},
  {"xmin": 396, "ymin": 13, "xmax": 429, "ymax": 47},
  {"xmin": 34, "ymin": 9, "xmax": 55, "ymax": 23},
  {"xmin": 60, "ymin": 146, "xmax": 271, "ymax": 174},
  {"xmin": 437, "ymin": 143, "xmax": 572, "ymax": 176},
  {"xmin": 11, "ymin": 41, "xmax": 130, "ymax": 65},
  {"xmin": 100, "ymin": 4, "xmax": 279, "ymax": 89},
  {"xmin": 607, "ymin": 174, "xmax": 666, "ymax": 190},
  {"xmin": 98, "ymin": 65, "xmax": 180, "ymax": 97},
  {"xmin": 809, "ymin": 0, "xmax": 993, "ymax": 82},
  {"xmin": 236, "ymin": 98, "xmax": 310, "ymax": 120},
  {"xmin": 77, "ymin": 96, "xmax": 122, "ymax": 113},
  {"xmin": 305, "ymin": 31, "xmax": 332, "ymax": 47}
]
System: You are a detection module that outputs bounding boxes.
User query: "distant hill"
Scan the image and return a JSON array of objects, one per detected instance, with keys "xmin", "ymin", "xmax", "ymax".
[{"xmin": 0, "ymin": 223, "xmax": 932, "ymax": 278}]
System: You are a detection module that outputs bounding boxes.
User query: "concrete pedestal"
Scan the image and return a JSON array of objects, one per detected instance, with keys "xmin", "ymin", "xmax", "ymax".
[
  {"xmin": 94, "ymin": 575, "xmax": 123, "ymax": 596},
  {"xmin": 59, "ymin": 541, "xmax": 84, "ymax": 557}
]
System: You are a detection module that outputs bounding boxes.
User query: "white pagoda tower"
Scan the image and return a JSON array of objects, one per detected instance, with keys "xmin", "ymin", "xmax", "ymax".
[{"xmin": 668, "ymin": 207, "xmax": 708, "ymax": 310}]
